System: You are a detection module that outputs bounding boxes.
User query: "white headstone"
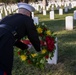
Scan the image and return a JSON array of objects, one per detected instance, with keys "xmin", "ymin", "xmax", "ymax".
[
  {"xmin": 4, "ymin": 7, "xmax": 8, "ymax": 16},
  {"xmin": 68, "ymin": 3, "xmax": 72, "ymax": 9},
  {"xmin": 43, "ymin": 10, "xmax": 46, "ymax": 15},
  {"xmin": 57, "ymin": 5, "xmax": 60, "ymax": 10},
  {"xmin": 50, "ymin": 11, "xmax": 54, "ymax": 20},
  {"xmin": 73, "ymin": 10, "xmax": 76, "ymax": 20},
  {"xmin": 46, "ymin": 6, "xmax": 49, "ymax": 11},
  {"xmin": 47, "ymin": 37, "xmax": 58, "ymax": 64},
  {"xmin": 0, "ymin": 13, "xmax": 2, "ymax": 20},
  {"xmin": 16, "ymin": 10, "xmax": 18, "ymax": 13},
  {"xmin": 36, "ymin": 4, "xmax": 39, "ymax": 11},
  {"xmin": 64, "ymin": 7, "xmax": 68, "ymax": 12},
  {"xmin": 32, "ymin": 17, "xmax": 39, "ymax": 25},
  {"xmin": 32, "ymin": 12, "xmax": 34, "ymax": 17},
  {"xmin": 65, "ymin": 16, "xmax": 73, "ymax": 30},
  {"xmin": 8, "ymin": 9, "xmax": 11, "ymax": 14},
  {"xmin": 5, "ymin": 9, "xmax": 8, "ymax": 16},
  {"xmin": 59, "ymin": 8, "xmax": 63, "ymax": 15}
]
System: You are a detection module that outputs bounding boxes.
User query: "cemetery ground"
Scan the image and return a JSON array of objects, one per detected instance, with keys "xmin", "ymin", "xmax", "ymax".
[{"xmin": 12, "ymin": 8, "xmax": 76, "ymax": 75}]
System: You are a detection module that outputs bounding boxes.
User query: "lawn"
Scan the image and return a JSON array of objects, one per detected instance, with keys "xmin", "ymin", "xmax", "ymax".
[{"xmin": 12, "ymin": 8, "xmax": 76, "ymax": 75}]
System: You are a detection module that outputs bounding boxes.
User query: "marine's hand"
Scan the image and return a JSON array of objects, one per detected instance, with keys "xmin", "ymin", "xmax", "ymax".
[{"xmin": 27, "ymin": 44, "xmax": 32, "ymax": 50}]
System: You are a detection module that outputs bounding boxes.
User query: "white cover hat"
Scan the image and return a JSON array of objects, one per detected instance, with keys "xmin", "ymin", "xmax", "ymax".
[{"xmin": 17, "ymin": 3, "xmax": 35, "ymax": 12}]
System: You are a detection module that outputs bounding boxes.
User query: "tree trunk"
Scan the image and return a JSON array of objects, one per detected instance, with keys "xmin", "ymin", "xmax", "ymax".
[
  {"xmin": 20, "ymin": 0, "xmax": 29, "ymax": 3},
  {"xmin": 42, "ymin": 0, "xmax": 48, "ymax": 10}
]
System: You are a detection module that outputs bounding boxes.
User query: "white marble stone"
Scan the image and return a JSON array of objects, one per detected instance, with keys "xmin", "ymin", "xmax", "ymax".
[
  {"xmin": 4, "ymin": 9, "xmax": 8, "ymax": 16},
  {"xmin": 43, "ymin": 10, "xmax": 46, "ymax": 15},
  {"xmin": 73, "ymin": 10, "xmax": 76, "ymax": 20},
  {"xmin": 47, "ymin": 37, "xmax": 58, "ymax": 64},
  {"xmin": 32, "ymin": 17, "xmax": 39, "ymax": 25},
  {"xmin": 46, "ymin": 6, "xmax": 49, "ymax": 11},
  {"xmin": 0, "ymin": 13, "xmax": 2, "ymax": 19},
  {"xmin": 65, "ymin": 16, "xmax": 73, "ymax": 30},
  {"xmin": 32, "ymin": 12, "xmax": 34, "ymax": 17},
  {"xmin": 50, "ymin": 11, "xmax": 54, "ymax": 20},
  {"xmin": 59, "ymin": 8, "xmax": 63, "ymax": 15},
  {"xmin": 64, "ymin": 7, "xmax": 68, "ymax": 12},
  {"xmin": 68, "ymin": 3, "xmax": 72, "ymax": 9}
]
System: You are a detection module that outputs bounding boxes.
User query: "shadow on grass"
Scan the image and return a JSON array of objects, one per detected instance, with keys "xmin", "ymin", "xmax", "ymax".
[
  {"xmin": 57, "ymin": 30, "xmax": 76, "ymax": 75},
  {"xmin": 40, "ymin": 19, "xmax": 65, "ymax": 32},
  {"xmin": 40, "ymin": 18, "xmax": 76, "ymax": 31}
]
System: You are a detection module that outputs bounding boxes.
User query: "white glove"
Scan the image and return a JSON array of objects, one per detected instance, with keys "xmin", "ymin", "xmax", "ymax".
[{"xmin": 27, "ymin": 44, "xmax": 32, "ymax": 50}]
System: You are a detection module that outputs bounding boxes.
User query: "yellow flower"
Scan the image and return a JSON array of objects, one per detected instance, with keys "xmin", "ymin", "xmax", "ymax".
[
  {"xmin": 41, "ymin": 49, "xmax": 47, "ymax": 54},
  {"xmin": 31, "ymin": 53, "xmax": 37, "ymax": 58},
  {"xmin": 37, "ymin": 27, "xmax": 43, "ymax": 33},
  {"xmin": 20, "ymin": 55, "xmax": 27, "ymax": 61},
  {"xmin": 46, "ymin": 30, "xmax": 51, "ymax": 35}
]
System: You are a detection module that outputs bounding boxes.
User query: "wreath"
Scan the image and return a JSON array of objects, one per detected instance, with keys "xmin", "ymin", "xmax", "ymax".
[{"xmin": 17, "ymin": 23, "xmax": 56, "ymax": 69}]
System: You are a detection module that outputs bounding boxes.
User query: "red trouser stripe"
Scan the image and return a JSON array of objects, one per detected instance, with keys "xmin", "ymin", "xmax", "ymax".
[{"xmin": 4, "ymin": 72, "xmax": 7, "ymax": 75}]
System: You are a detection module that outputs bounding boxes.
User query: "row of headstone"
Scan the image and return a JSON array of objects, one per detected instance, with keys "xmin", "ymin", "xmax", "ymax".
[
  {"xmin": 31, "ymin": 1, "xmax": 74, "ymax": 12},
  {"xmin": 0, "ymin": 1, "xmax": 76, "ymax": 17},
  {"xmin": 41, "ymin": 6, "xmax": 69, "ymax": 16},
  {"xmin": 32, "ymin": 9, "xmax": 76, "ymax": 26},
  {"xmin": 0, "ymin": 3, "xmax": 18, "ymax": 19},
  {"xmin": 0, "ymin": 3, "xmax": 75, "ymax": 30},
  {"xmin": 0, "ymin": 1, "xmax": 74, "ymax": 20},
  {"xmin": 32, "ymin": 11, "xmax": 76, "ymax": 31},
  {"xmin": 32, "ymin": 15, "xmax": 74, "ymax": 31}
]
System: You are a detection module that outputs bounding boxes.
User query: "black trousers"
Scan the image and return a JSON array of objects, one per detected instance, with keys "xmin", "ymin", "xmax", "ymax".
[
  {"xmin": 0, "ymin": 69, "xmax": 7, "ymax": 75},
  {"xmin": 0, "ymin": 28, "xmax": 15, "ymax": 75}
]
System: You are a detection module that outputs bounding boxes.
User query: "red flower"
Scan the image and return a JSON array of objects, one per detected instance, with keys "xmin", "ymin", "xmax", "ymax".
[
  {"xmin": 45, "ymin": 55, "xmax": 49, "ymax": 59},
  {"xmin": 45, "ymin": 36, "xmax": 55, "ymax": 52},
  {"xmin": 27, "ymin": 60, "xmax": 31, "ymax": 64},
  {"xmin": 44, "ymin": 28, "xmax": 47, "ymax": 30},
  {"xmin": 26, "ymin": 51, "xmax": 30, "ymax": 54},
  {"xmin": 18, "ymin": 52, "xmax": 20, "ymax": 55},
  {"xmin": 40, "ymin": 33, "xmax": 43, "ymax": 36},
  {"xmin": 4, "ymin": 72, "xmax": 7, "ymax": 75}
]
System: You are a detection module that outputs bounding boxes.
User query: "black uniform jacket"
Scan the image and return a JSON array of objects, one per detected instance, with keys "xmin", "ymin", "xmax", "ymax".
[
  {"xmin": 0, "ymin": 13, "xmax": 41, "ymax": 51},
  {"xmin": 0, "ymin": 13, "xmax": 41, "ymax": 75}
]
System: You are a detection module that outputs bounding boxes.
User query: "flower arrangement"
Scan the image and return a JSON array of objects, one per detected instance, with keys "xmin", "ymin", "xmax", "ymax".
[{"xmin": 17, "ymin": 23, "xmax": 56, "ymax": 69}]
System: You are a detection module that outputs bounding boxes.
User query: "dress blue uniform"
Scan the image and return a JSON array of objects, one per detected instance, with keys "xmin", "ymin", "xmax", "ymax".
[{"xmin": 0, "ymin": 13, "xmax": 41, "ymax": 75}]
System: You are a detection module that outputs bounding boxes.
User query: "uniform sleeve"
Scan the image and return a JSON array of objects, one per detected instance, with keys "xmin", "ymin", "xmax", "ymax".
[
  {"xmin": 14, "ymin": 40, "xmax": 28, "ymax": 50},
  {"xmin": 26, "ymin": 18, "xmax": 41, "ymax": 52}
]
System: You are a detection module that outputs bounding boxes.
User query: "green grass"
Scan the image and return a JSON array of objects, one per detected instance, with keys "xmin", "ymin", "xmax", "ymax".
[{"xmin": 12, "ymin": 8, "xmax": 76, "ymax": 75}]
